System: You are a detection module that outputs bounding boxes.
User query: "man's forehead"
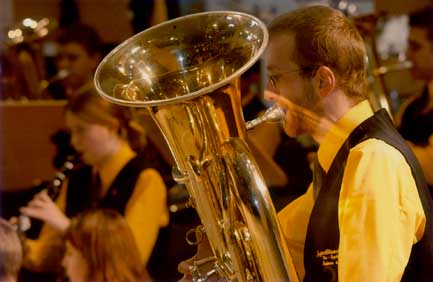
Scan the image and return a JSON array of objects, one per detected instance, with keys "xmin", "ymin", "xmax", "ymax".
[
  {"xmin": 269, "ymin": 32, "xmax": 294, "ymax": 44},
  {"xmin": 59, "ymin": 42, "xmax": 87, "ymax": 53},
  {"xmin": 267, "ymin": 34, "xmax": 295, "ymax": 54},
  {"xmin": 266, "ymin": 35, "xmax": 296, "ymax": 70}
]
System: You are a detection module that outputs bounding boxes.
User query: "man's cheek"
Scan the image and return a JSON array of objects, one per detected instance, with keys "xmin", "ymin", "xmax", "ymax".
[{"xmin": 283, "ymin": 112, "xmax": 297, "ymax": 137}]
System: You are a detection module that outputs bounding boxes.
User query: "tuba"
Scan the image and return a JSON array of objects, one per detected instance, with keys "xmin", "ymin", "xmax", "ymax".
[{"xmin": 94, "ymin": 11, "xmax": 298, "ymax": 282}]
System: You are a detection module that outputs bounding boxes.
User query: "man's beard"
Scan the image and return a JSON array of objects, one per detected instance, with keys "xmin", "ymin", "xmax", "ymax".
[{"xmin": 284, "ymin": 79, "xmax": 323, "ymax": 137}]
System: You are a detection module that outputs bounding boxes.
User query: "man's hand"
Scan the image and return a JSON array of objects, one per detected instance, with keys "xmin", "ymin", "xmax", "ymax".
[{"xmin": 178, "ymin": 233, "xmax": 220, "ymax": 282}]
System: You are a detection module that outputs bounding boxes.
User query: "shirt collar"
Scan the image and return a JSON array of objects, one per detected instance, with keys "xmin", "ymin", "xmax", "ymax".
[
  {"xmin": 317, "ymin": 100, "xmax": 374, "ymax": 172},
  {"xmin": 98, "ymin": 141, "xmax": 136, "ymax": 188}
]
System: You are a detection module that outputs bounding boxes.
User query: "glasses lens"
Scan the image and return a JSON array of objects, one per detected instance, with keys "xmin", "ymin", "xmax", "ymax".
[{"xmin": 269, "ymin": 76, "xmax": 276, "ymax": 88}]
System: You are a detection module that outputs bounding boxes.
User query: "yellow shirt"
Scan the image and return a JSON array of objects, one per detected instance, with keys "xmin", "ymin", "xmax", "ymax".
[
  {"xmin": 25, "ymin": 142, "xmax": 169, "ymax": 271},
  {"xmin": 278, "ymin": 100, "xmax": 426, "ymax": 281}
]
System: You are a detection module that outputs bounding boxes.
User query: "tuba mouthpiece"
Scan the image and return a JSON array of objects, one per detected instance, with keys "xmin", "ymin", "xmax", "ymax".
[{"xmin": 245, "ymin": 105, "xmax": 285, "ymax": 130}]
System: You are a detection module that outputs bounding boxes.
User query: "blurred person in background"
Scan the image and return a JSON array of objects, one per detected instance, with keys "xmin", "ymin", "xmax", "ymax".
[
  {"xmin": 47, "ymin": 23, "xmax": 103, "ymax": 99},
  {"xmin": 18, "ymin": 92, "xmax": 169, "ymax": 282},
  {"xmin": 63, "ymin": 209, "xmax": 151, "ymax": 282},
  {"xmin": 396, "ymin": 5, "xmax": 433, "ymax": 193},
  {"xmin": 0, "ymin": 218, "xmax": 23, "ymax": 282},
  {"xmin": 47, "ymin": 23, "xmax": 104, "ymax": 170}
]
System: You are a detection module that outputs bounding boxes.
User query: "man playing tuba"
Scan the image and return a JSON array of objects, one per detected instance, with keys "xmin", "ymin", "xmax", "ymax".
[{"xmin": 180, "ymin": 5, "xmax": 433, "ymax": 282}]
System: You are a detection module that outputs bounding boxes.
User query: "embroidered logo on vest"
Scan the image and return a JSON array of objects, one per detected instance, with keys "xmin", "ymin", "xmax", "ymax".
[{"xmin": 317, "ymin": 249, "xmax": 338, "ymax": 266}]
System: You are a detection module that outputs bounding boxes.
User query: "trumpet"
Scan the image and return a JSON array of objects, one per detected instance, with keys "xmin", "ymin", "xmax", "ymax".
[{"xmin": 39, "ymin": 69, "xmax": 70, "ymax": 91}]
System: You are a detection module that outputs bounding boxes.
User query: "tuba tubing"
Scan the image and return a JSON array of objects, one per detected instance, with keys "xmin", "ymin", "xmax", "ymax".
[{"xmin": 94, "ymin": 11, "xmax": 298, "ymax": 282}]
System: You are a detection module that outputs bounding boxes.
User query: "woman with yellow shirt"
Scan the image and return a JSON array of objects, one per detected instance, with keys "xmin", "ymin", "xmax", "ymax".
[{"xmin": 19, "ymin": 92, "xmax": 169, "ymax": 281}]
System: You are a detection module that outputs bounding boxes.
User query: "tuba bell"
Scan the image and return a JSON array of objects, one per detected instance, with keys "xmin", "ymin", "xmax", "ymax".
[{"xmin": 94, "ymin": 11, "xmax": 298, "ymax": 282}]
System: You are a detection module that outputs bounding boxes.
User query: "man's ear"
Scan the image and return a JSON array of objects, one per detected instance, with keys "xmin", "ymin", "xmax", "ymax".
[{"xmin": 314, "ymin": 66, "xmax": 335, "ymax": 97}]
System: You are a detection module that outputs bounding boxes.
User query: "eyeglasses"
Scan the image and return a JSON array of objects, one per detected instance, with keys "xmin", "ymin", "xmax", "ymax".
[{"xmin": 268, "ymin": 67, "xmax": 315, "ymax": 89}]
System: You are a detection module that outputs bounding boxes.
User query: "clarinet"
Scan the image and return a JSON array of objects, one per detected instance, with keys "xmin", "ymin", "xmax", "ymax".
[{"xmin": 18, "ymin": 157, "xmax": 76, "ymax": 234}]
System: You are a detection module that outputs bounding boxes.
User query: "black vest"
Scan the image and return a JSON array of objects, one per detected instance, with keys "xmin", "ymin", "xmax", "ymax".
[
  {"xmin": 65, "ymin": 154, "xmax": 149, "ymax": 217},
  {"xmin": 304, "ymin": 109, "xmax": 433, "ymax": 282}
]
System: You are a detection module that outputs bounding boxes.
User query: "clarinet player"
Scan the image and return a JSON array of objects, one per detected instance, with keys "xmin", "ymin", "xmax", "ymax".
[{"xmin": 18, "ymin": 91, "xmax": 169, "ymax": 282}]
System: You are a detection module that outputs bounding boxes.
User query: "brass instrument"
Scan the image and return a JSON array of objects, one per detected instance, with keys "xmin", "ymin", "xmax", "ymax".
[
  {"xmin": 95, "ymin": 11, "xmax": 298, "ymax": 282},
  {"xmin": 353, "ymin": 12, "xmax": 413, "ymax": 117},
  {"xmin": 2, "ymin": 17, "xmax": 58, "ymax": 99}
]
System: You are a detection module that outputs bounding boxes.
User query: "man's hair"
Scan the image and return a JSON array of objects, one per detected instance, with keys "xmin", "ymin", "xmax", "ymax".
[
  {"xmin": 0, "ymin": 218, "xmax": 22, "ymax": 280},
  {"xmin": 409, "ymin": 5, "xmax": 433, "ymax": 43},
  {"xmin": 268, "ymin": 5, "xmax": 368, "ymax": 101},
  {"xmin": 57, "ymin": 23, "xmax": 103, "ymax": 56}
]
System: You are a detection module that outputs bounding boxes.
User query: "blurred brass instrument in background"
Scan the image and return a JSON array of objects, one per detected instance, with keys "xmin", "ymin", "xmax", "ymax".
[
  {"xmin": 353, "ymin": 12, "xmax": 413, "ymax": 117},
  {"xmin": 95, "ymin": 11, "xmax": 298, "ymax": 282},
  {"xmin": 1, "ymin": 17, "xmax": 60, "ymax": 99},
  {"xmin": 334, "ymin": 1, "xmax": 414, "ymax": 117}
]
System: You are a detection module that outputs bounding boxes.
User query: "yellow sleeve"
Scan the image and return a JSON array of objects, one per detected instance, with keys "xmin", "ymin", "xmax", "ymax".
[
  {"xmin": 124, "ymin": 168, "xmax": 168, "ymax": 266},
  {"xmin": 24, "ymin": 181, "xmax": 68, "ymax": 272},
  {"xmin": 338, "ymin": 139, "xmax": 426, "ymax": 282},
  {"xmin": 278, "ymin": 184, "xmax": 314, "ymax": 280}
]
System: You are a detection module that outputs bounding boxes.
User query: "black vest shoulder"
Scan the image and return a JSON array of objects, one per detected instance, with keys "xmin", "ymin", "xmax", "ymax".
[
  {"xmin": 304, "ymin": 109, "xmax": 433, "ymax": 282},
  {"xmin": 98, "ymin": 154, "xmax": 151, "ymax": 214},
  {"xmin": 65, "ymin": 153, "xmax": 156, "ymax": 217}
]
